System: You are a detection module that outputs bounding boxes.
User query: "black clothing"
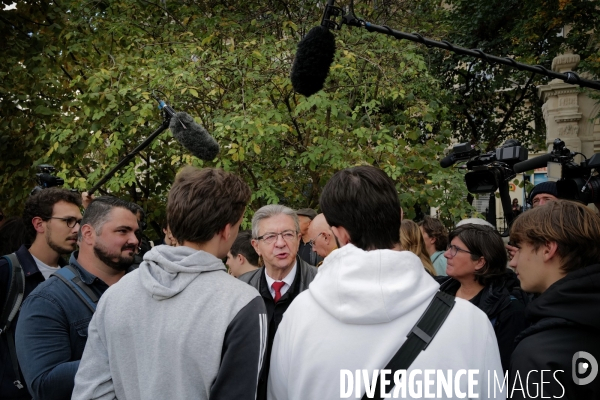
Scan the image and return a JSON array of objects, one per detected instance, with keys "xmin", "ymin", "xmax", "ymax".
[
  {"xmin": 297, "ymin": 240, "xmax": 323, "ymax": 266},
  {"xmin": 238, "ymin": 256, "xmax": 317, "ymax": 400},
  {"xmin": 437, "ymin": 270, "xmax": 529, "ymax": 371},
  {"xmin": 0, "ymin": 245, "xmax": 65, "ymax": 400},
  {"xmin": 509, "ymin": 264, "xmax": 600, "ymax": 400}
]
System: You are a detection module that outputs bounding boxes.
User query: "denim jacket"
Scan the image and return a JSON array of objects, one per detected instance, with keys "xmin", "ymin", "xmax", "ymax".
[{"xmin": 15, "ymin": 253, "xmax": 108, "ymax": 400}]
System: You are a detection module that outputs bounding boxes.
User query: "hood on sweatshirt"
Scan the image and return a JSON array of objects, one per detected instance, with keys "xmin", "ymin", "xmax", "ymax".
[
  {"xmin": 139, "ymin": 245, "xmax": 225, "ymax": 300},
  {"xmin": 308, "ymin": 244, "xmax": 440, "ymax": 325}
]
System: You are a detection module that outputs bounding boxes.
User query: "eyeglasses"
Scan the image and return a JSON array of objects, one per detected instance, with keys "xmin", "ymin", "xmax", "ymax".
[
  {"xmin": 308, "ymin": 232, "xmax": 324, "ymax": 247},
  {"xmin": 256, "ymin": 230, "xmax": 298, "ymax": 244},
  {"xmin": 446, "ymin": 244, "xmax": 478, "ymax": 258},
  {"xmin": 46, "ymin": 216, "xmax": 82, "ymax": 228}
]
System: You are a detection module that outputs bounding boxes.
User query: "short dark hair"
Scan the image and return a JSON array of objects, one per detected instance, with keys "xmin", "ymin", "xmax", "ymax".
[
  {"xmin": 320, "ymin": 165, "xmax": 401, "ymax": 250},
  {"xmin": 510, "ymin": 200, "xmax": 600, "ymax": 273},
  {"xmin": 79, "ymin": 196, "xmax": 140, "ymax": 239},
  {"xmin": 23, "ymin": 188, "xmax": 82, "ymax": 239},
  {"xmin": 418, "ymin": 216, "xmax": 448, "ymax": 251},
  {"xmin": 230, "ymin": 230, "xmax": 259, "ymax": 266},
  {"xmin": 448, "ymin": 224, "xmax": 507, "ymax": 286},
  {"xmin": 168, "ymin": 167, "xmax": 251, "ymax": 244}
]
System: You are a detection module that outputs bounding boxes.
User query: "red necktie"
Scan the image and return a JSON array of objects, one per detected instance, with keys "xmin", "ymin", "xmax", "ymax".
[{"xmin": 272, "ymin": 281, "xmax": 285, "ymax": 303}]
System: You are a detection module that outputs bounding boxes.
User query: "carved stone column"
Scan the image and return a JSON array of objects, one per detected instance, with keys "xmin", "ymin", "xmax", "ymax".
[{"xmin": 538, "ymin": 53, "xmax": 583, "ymax": 156}]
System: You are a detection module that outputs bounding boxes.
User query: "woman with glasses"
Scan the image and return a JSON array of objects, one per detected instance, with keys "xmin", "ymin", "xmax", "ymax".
[{"xmin": 437, "ymin": 223, "xmax": 528, "ymax": 372}]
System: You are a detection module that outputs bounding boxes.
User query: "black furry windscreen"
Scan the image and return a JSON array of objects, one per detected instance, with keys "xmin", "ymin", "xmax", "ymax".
[{"xmin": 290, "ymin": 26, "xmax": 336, "ymax": 97}]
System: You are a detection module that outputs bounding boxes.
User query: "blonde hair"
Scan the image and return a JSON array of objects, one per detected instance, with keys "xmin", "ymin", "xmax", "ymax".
[{"xmin": 400, "ymin": 220, "xmax": 437, "ymax": 276}]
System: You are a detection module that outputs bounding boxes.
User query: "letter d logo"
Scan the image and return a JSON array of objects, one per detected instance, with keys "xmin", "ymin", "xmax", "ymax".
[{"xmin": 572, "ymin": 351, "xmax": 598, "ymax": 385}]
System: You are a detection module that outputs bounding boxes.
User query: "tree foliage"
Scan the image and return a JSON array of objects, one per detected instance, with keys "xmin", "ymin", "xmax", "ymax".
[
  {"xmin": 1, "ymin": 0, "xmax": 489, "ymax": 236},
  {"xmin": 424, "ymin": 0, "xmax": 600, "ymax": 151}
]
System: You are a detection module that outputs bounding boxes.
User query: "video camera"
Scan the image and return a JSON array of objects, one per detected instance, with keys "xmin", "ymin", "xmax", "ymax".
[
  {"xmin": 514, "ymin": 138, "xmax": 600, "ymax": 204},
  {"xmin": 441, "ymin": 139, "xmax": 528, "ymax": 194},
  {"xmin": 31, "ymin": 164, "xmax": 65, "ymax": 195}
]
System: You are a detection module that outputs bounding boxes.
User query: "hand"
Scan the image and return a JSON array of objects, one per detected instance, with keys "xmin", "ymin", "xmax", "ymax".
[
  {"xmin": 81, "ymin": 192, "xmax": 95, "ymax": 209},
  {"xmin": 506, "ymin": 243, "xmax": 518, "ymax": 261}
]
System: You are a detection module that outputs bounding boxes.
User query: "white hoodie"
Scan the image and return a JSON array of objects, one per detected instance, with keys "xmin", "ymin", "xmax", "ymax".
[{"xmin": 268, "ymin": 244, "xmax": 505, "ymax": 400}]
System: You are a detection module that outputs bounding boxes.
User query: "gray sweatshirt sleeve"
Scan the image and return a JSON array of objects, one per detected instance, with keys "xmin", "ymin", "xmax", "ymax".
[
  {"xmin": 210, "ymin": 296, "xmax": 267, "ymax": 400},
  {"xmin": 71, "ymin": 301, "xmax": 115, "ymax": 400}
]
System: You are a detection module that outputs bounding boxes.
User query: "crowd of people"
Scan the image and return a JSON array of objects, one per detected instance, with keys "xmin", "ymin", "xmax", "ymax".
[{"xmin": 0, "ymin": 167, "xmax": 599, "ymax": 400}]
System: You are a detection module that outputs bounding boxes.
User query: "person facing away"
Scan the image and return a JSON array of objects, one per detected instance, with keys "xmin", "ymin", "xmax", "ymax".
[
  {"xmin": 400, "ymin": 219, "xmax": 437, "ymax": 276},
  {"xmin": 227, "ymin": 230, "xmax": 260, "ymax": 277},
  {"xmin": 508, "ymin": 200, "xmax": 600, "ymax": 400},
  {"xmin": 305, "ymin": 213, "xmax": 338, "ymax": 261},
  {"xmin": 295, "ymin": 208, "xmax": 324, "ymax": 266},
  {"xmin": 238, "ymin": 204, "xmax": 318, "ymax": 400},
  {"xmin": 73, "ymin": 167, "xmax": 267, "ymax": 400},
  {"xmin": 15, "ymin": 196, "xmax": 139, "ymax": 400},
  {"xmin": 418, "ymin": 216, "xmax": 449, "ymax": 276},
  {"xmin": 0, "ymin": 188, "xmax": 82, "ymax": 400},
  {"xmin": 436, "ymin": 224, "xmax": 528, "ymax": 371},
  {"xmin": 268, "ymin": 165, "xmax": 504, "ymax": 400}
]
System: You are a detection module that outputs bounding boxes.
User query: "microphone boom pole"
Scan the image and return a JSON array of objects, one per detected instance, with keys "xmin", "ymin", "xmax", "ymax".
[
  {"xmin": 87, "ymin": 117, "xmax": 171, "ymax": 196},
  {"xmin": 325, "ymin": 8, "xmax": 600, "ymax": 91}
]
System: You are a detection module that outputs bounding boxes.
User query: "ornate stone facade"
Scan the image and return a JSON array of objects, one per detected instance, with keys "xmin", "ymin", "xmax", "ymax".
[{"xmin": 538, "ymin": 53, "xmax": 600, "ymax": 161}]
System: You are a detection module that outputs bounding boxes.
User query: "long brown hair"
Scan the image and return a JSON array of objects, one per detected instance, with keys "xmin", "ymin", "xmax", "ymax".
[{"xmin": 400, "ymin": 220, "xmax": 437, "ymax": 276}]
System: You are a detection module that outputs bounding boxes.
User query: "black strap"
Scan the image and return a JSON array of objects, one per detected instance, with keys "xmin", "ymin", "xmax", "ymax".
[
  {"xmin": 0, "ymin": 253, "xmax": 26, "ymax": 389},
  {"xmin": 0, "ymin": 253, "xmax": 25, "ymax": 334},
  {"xmin": 362, "ymin": 291, "xmax": 455, "ymax": 400},
  {"xmin": 6, "ymin": 328, "xmax": 24, "ymax": 389}
]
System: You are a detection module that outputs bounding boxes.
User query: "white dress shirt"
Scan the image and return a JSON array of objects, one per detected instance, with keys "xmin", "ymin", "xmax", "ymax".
[{"xmin": 265, "ymin": 261, "xmax": 297, "ymax": 299}]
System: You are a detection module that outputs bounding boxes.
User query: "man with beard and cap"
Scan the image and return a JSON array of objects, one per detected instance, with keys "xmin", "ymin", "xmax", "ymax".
[
  {"xmin": 0, "ymin": 188, "xmax": 82, "ymax": 400},
  {"xmin": 15, "ymin": 196, "xmax": 140, "ymax": 400}
]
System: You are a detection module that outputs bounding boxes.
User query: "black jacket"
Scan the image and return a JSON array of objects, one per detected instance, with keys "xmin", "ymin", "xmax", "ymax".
[
  {"xmin": 437, "ymin": 270, "xmax": 529, "ymax": 371},
  {"xmin": 238, "ymin": 256, "xmax": 317, "ymax": 400},
  {"xmin": 0, "ymin": 245, "xmax": 65, "ymax": 400},
  {"xmin": 509, "ymin": 264, "xmax": 600, "ymax": 400}
]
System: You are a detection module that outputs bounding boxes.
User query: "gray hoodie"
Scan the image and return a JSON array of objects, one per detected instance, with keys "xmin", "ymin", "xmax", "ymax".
[{"xmin": 72, "ymin": 245, "xmax": 266, "ymax": 400}]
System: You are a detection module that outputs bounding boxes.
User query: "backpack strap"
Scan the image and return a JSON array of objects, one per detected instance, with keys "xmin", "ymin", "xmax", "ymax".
[
  {"xmin": 0, "ymin": 253, "xmax": 25, "ymax": 334},
  {"xmin": 363, "ymin": 291, "xmax": 456, "ymax": 400},
  {"xmin": 1, "ymin": 253, "xmax": 26, "ymax": 389},
  {"xmin": 51, "ymin": 265, "xmax": 98, "ymax": 313}
]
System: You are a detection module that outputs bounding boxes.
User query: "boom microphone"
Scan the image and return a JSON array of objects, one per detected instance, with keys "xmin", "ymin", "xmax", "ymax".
[
  {"xmin": 440, "ymin": 154, "xmax": 458, "ymax": 168},
  {"xmin": 513, "ymin": 153, "xmax": 553, "ymax": 173},
  {"xmin": 290, "ymin": 25, "xmax": 336, "ymax": 97},
  {"xmin": 169, "ymin": 112, "xmax": 220, "ymax": 161}
]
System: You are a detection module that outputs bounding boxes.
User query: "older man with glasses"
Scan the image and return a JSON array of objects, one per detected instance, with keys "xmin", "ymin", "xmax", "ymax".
[{"xmin": 238, "ymin": 204, "xmax": 317, "ymax": 400}]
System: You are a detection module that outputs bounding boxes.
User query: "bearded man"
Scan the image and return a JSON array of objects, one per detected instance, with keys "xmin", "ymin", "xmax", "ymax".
[
  {"xmin": 16, "ymin": 197, "xmax": 140, "ymax": 400},
  {"xmin": 0, "ymin": 188, "xmax": 82, "ymax": 400}
]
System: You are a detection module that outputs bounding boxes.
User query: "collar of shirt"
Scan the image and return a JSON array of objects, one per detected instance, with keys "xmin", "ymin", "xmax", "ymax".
[
  {"xmin": 31, "ymin": 254, "xmax": 60, "ymax": 280},
  {"xmin": 70, "ymin": 251, "xmax": 108, "ymax": 288},
  {"xmin": 265, "ymin": 260, "xmax": 297, "ymax": 300}
]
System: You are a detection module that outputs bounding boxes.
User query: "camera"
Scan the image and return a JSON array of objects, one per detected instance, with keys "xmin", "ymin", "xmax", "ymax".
[
  {"xmin": 441, "ymin": 139, "xmax": 528, "ymax": 194},
  {"xmin": 530, "ymin": 139, "xmax": 600, "ymax": 204},
  {"xmin": 31, "ymin": 164, "xmax": 65, "ymax": 195}
]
